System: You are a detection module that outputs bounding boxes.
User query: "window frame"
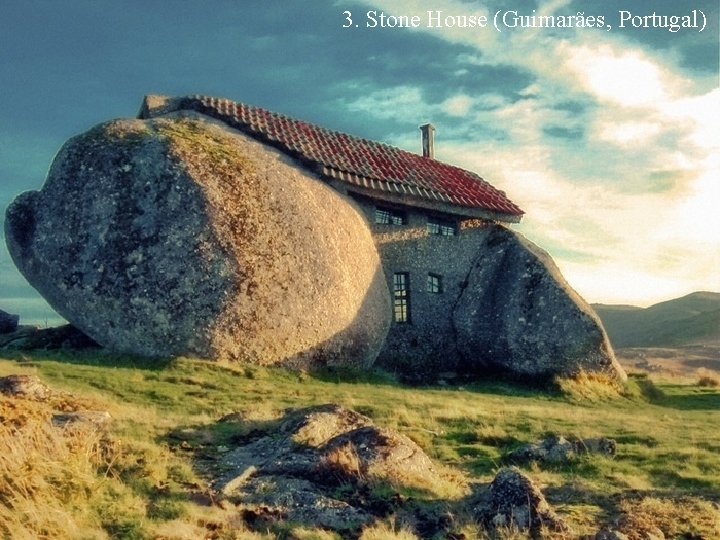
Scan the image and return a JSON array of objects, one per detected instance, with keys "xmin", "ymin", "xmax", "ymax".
[
  {"xmin": 426, "ymin": 273, "xmax": 443, "ymax": 294},
  {"xmin": 426, "ymin": 218, "xmax": 457, "ymax": 236},
  {"xmin": 393, "ymin": 272, "xmax": 411, "ymax": 323},
  {"xmin": 375, "ymin": 206, "xmax": 406, "ymax": 226}
]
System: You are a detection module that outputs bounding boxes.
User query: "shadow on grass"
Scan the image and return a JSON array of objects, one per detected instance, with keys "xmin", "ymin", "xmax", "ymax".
[
  {"xmin": 3, "ymin": 348, "xmax": 175, "ymax": 371},
  {"xmin": 634, "ymin": 376, "xmax": 720, "ymax": 410},
  {"xmin": 647, "ymin": 468, "xmax": 720, "ymax": 493},
  {"xmin": 310, "ymin": 365, "xmax": 401, "ymax": 387},
  {"xmin": 655, "ymin": 386, "xmax": 720, "ymax": 411}
]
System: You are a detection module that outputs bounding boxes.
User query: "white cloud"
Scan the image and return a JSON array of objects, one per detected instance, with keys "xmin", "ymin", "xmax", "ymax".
[
  {"xmin": 442, "ymin": 94, "xmax": 473, "ymax": 116},
  {"xmin": 563, "ymin": 45, "xmax": 675, "ymax": 107},
  {"xmin": 595, "ymin": 120, "xmax": 663, "ymax": 146},
  {"xmin": 345, "ymin": 0, "xmax": 719, "ymax": 303}
]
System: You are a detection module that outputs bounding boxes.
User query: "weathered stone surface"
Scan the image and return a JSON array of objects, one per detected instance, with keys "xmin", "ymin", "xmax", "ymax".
[
  {"xmin": 51, "ymin": 410, "xmax": 111, "ymax": 428},
  {"xmin": 238, "ymin": 476, "xmax": 373, "ymax": 533},
  {"xmin": 453, "ymin": 225, "xmax": 625, "ymax": 381},
  {"xmin": 0, "ymin": 374, "xmax": 51, "ymax": 400},
  {"xmin": 0, "ymin": 309, "xmax": 19, "ymax": 334},
  {"xmin": 217, "ymin": 404, "xmax": 443, "ymax": 492},
  {"xmin": 478, "ymin": 467, "xmax": 567, "ymax": 533},
  {"xmin": 215, "ymin": 404, "xmax": 446, "ymax": 533},
  {"xmin": 5, "ymin": 114, "xmax": 391, "ymax": 367},
  {"xmin": 319, "ymin": 425, "xmax": 440, "ymax": 488},
  {"xmin": 508, "ymin": 435, "xmax": 617, "ymax": 464}
]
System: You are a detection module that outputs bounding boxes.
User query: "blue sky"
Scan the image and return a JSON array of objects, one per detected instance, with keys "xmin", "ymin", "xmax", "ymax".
[{"xmin": 1, "ymin": 0, "xmax": 718, "ymax": 325}]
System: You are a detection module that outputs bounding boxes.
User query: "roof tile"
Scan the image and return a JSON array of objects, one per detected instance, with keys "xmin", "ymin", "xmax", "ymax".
[{"xmin": 181, "ymin": 95, "xmax": 523, "ymax": 219}]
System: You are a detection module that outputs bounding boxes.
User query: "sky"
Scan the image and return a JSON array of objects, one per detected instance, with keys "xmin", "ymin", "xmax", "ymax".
[{"xmin": 1, "ymin": 0, "xmax": 718, "ymax": 325}]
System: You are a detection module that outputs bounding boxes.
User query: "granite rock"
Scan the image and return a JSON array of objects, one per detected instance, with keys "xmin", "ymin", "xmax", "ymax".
[
  {"xmin": 478, "ymin": 466, "xmax": 567, "ymax": 533},
  {"xmin": 453, "ymin": 225, "xmax": 625, "ymax": 381},
  {"xmin": 4, "ymin": 114, "xmax": 391, "ymax": 367}
]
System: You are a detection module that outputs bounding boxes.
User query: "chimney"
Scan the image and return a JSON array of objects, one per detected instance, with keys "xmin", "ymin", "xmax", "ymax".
[{"xmin": 420, "ymin": 123, "xmax": 435, "ymax": 159}]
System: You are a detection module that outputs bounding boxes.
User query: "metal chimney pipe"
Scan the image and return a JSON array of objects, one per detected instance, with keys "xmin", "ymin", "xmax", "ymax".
[{"xmin": 420, "ymin": 123, "xmax": 435, "ymax": 159}]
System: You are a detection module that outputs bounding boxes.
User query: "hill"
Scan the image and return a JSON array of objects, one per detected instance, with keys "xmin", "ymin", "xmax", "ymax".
[{"xmin": 593, "ymin": 291, "xmax": 720, "ymax": 348}]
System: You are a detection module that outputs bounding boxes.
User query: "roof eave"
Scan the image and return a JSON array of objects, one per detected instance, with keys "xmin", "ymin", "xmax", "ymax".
[{"xmin": 326, "ymin": 178, "xmax": 523, "ymax": 223}]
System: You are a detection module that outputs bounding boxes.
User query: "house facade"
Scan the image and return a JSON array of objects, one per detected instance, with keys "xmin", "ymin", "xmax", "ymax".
[{"xmin": 140, "ymin": 95, "xmax": 525, "ymax": 377}]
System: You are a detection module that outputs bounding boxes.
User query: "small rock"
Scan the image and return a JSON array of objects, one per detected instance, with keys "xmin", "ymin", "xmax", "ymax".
[
  {"xmin": 0, "ymin": 309, "xmax": 20, "ymax": 334},
  {"xmin": 51, "ymin": 410, "xmax": 111, "ymax": 428},
  {"xmin": 0, "ymin": 374, "xmax": 51, "ymax": 400},
  {"xmin": 509, "ymin": 434, "xmax": 574, "ymax": 463},
  {"xmin": 573, "ymin": 437, "xmax": 617, "ymax": 456},
  {"xmin": 478, "ymin": 467, "xmax": 567, "ymax": 533},
  {"xmin": 509, "ymin": 435, "xmax": 617, "ymax": 463}
]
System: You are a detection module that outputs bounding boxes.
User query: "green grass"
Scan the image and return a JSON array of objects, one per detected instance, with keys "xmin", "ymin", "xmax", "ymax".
[{"xmin": 1, "ymin": 350, "xmax": 718, "ymax": 539}]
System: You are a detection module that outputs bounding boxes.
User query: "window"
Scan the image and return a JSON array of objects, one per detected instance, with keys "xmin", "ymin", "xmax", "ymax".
[
  {"xmin": 393, "ymin": 273, "xmax": 410, "ymax": 323},
  {"xmin": 427, "ymin": 219, "xmax": 456, "ymax": 236},
  {"xmin": 427, "ymin": 273, "xmax": 442, "ymax": 294},
  {"xmin": 375, "ymin": 207, "xmax": 406, "ymax": 225}
]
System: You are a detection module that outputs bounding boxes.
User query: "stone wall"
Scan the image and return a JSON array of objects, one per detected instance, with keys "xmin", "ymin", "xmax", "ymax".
[
  {"xmin": 343, "ymin": 194, "xmax": 623, "ymax": 383},
  {"xmin": 349, "ymin": 195, "xmax": 487, "ymax": 380}
]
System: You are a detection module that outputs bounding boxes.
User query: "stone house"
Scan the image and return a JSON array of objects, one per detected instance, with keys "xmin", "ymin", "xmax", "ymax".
[{"xmin": 139, "ymin": 95, "xmax": 525, "ymax": 376}]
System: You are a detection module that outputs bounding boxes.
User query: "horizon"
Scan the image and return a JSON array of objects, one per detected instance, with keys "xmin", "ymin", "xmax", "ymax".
[{"xmin": 1, "ymin": 1, "xmax": 718, "ymax": 325}]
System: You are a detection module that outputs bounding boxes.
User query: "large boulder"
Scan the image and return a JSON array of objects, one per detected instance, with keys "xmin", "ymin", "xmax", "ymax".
[
  {"xmin": 4, "ymin": 113, "xmax": 391, "ymax": 367},
  {"xmin": 453, "ymin": 225, "xmax": 625, "ymax": 381}
]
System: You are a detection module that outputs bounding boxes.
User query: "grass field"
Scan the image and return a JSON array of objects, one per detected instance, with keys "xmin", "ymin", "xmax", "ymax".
[{"xmin": 1, "ymin": 350, "xmax": 718, "ymax": 539}]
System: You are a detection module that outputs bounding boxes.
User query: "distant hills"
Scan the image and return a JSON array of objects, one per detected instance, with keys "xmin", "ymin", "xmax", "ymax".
[{"xmin": 592, "ymin": 291, "xmax": 720, "ymax": 348}]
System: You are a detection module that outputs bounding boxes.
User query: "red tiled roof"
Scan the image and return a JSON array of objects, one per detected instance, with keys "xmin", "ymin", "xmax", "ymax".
[{"xmin": 174, "ymin": 95, "xmax": 524, "ymax": 220}]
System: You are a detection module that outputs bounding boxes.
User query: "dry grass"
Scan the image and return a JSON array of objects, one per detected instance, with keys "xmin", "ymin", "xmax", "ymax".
[
  {"xmin": 0, "ymin": 396, "xmax": 112, "ymax": 539},
  {"xmin": 359, "ymin": 518, "xmax": 420, "ymax": 540},
  {"xmin": 617, "ymin": 496, "xmax": 720, "ymax": 539},
  {"xmin": 697, "ymin": 374, "xmax": 719, "ymax": 387},
  {"xmin": 320, "ymin": 442, "xmax": 365, "ymax": 483},
  {"xmin": 288, "ymin": 527, "xmax": 342, "ymax": 540},
  {"xmin": 553, "ymin": 370, "xmax": 625, "ymax": 402}
]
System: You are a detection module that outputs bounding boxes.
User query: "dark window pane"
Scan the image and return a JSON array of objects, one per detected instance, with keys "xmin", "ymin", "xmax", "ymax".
[
  {"xmin": 376, "ymin": 207, "xmax": 405, "ymax": 225},
  {"xmin": 393, "ymin": 272, "xmax": 410, "ymax": 322},
  {"xmin": 427, "ymin": 274, "xmax": 442, "ymax": 294},
  {"xmin": 375, "ymin": 208, "xmax": 390, "ymax": 224},
  {"xmin": 427, "ymin": 219, "xmax": 456, "ymax": 236}
]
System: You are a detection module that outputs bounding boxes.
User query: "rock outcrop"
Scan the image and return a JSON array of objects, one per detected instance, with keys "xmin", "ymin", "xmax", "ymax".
[
  {"xmin": 214, "ymin": 404, "xmax": 448, "ymax": 534},
  {"xmin": 454, "ymin": 225, "xmax": 624, "ymax": 381},
  {"xmin": 5, "ymin": 114, "xmax": 391, "ymax": 367},
  {"xmin": 0, "ymin": 374, "xmax": 52, "ymax": 401},
  {"xmin": 478, "ymin": 467, "xmax": 567, "ymax": 533}
]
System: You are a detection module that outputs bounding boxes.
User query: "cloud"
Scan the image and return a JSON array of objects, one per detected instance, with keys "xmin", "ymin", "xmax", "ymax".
[
  {"xmin": 441, "ymin": 94, "xmax": 473, "ymax": 116},
  {"xmin": 343, "ymin": 0, "xmax": 719, "ymax": 304},
  {"xmin": 341, "ymin": 85, "xmax": 430, "ymax": 122},
  {"xmin": 563, "ymin": 44, "xmax": 675, "ymax": 107}
]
